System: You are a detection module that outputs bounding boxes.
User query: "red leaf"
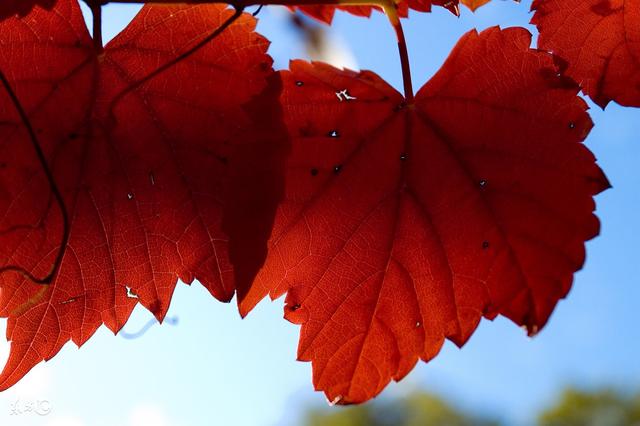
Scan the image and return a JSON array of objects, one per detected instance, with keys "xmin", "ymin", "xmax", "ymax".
[
  {"xmin": 0, "ymin": 0, "xmax": 286, "ymax": 388},
  {"xmin": 292, "ymin": 5, "xmax": 377, "ymax": 25},
  {"xmin": 532, "ymin": 0, "xmax": 640, "ymax": 107},
  {"xmin": 461, "ymin": 0, "xmax": 491, "ymax": 11},
  {"xmin": 0, "ymin": 0, "xmax": 55, "ymax": 21},
  {"xmin": 292, "ymin": 0, "xmax": 460, "ymax": 25},
  {"xmin": 239, "ymin": 27, "xmax": 609, "ymax": 404}
]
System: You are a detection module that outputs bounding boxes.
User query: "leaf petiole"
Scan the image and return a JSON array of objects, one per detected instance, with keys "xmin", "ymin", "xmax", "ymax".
[
  {"xmin": 382, "ymin": 1, "xmax": 414, "ymax": 102},
  {"xmin": 87, "ymin": 0, "xmax": 104, "ymax": 52}
]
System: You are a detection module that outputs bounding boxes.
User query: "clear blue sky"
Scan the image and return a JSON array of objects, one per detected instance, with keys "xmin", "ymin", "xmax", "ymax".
[{"xmin": 0, "ymin": 2, "xmax": 639, "ymax": 425}]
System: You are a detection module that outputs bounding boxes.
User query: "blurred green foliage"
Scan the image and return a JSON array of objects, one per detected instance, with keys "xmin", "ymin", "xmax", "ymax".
[
  {"xmin": 538, "ymin": 388, "xmax": 640, "ymax": 426},
  {"xmin": 303, "ymin": 388, "xmax": 640, "ymax": 426},
  {"xmin": 303, "ymin": 391, "xmax": 499, "ymax": 426}
]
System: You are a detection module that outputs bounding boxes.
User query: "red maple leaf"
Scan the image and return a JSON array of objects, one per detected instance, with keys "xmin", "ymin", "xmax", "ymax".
[
  {"xmin": 239, "ymin": 27, "xmax": 609, "ymax": 404},
  {"xmin": 532, "ymin": 0, "xmax": 640, "ymax": 108},
  {"xmin": 0, "ymin": 0, "xmax": 56, "ymax": 21},
  {"xmin": 0, "ymin": 0, "xmax": 286, "ymax": 389}
]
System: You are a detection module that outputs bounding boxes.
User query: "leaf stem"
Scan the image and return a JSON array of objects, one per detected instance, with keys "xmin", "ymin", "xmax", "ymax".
[
  {"xmin": 382, "ymin": 2, "xmax": 413, "ymax": 102},
  {"xmin": 90, "ymin": 1, "xmax": 104, "ymax": 52},
  {"xmin": 0, "ymin": 69, "xmax": 70, "ymax": 285}
]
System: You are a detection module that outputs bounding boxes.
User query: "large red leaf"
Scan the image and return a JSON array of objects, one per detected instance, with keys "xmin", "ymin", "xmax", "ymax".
[
  {"xmin": 239, "ymin": 27, "xmax": 609, "ymax": 404},
  {"xmin": 532, "ymin": 0, "xmax": 640, "ymax": 107},
  {"xmin": 0, "ymin": 0, "xmax": 286, "ymax": 388},
  {"xmin": 0, "ymin": 0, "xmax": 55, "ymax": 21}
]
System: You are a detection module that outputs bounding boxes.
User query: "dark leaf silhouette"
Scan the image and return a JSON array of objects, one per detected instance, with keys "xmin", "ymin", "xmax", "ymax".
[
  {"xmin": 239, "ymin": 27, "xmax": 609, "ymax": 404},
  {"xmin": 0, "ymin": 0, "xmax": 285, "ymax": 389},
  {"xmin": 0, "ymin": 0, "xmax": 55, "ymax": 21}
]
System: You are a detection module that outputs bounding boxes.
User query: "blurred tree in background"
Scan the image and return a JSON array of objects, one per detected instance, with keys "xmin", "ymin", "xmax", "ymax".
[
  {"xmin": 538, "ymin": 388, "xmax": 640, "ymax": 426},
  {"xmin": 303, "ymin": 391, "xmax": 500, "ymax": 426},
  {"xmin": 303, "ymin": 388, "xmax": 640, "ymax": 426}
]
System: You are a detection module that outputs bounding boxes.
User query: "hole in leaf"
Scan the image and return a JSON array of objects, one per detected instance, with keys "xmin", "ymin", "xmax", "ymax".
[
  {"xmin": 335, "ymin": 89, "xmax": 356, "ymax": 101},
  {"xmin": 125, "ymin": 285, "xmax": 138, "ymax": 299}
]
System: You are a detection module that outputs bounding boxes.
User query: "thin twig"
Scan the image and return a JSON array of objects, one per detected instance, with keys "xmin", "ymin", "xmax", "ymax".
[
  {"xmin": 252, "ymin": 4, "xmax": 265, "ymax": 16},
  {"xmin": 119, "ymin": 316, "xmax": 179, "ymax": 339}
]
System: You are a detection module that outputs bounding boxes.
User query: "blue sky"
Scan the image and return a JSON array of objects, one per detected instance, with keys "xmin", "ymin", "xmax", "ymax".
[{"xmin": 0, "ymin": 1, "xmax": 639, "ymax": 425}]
